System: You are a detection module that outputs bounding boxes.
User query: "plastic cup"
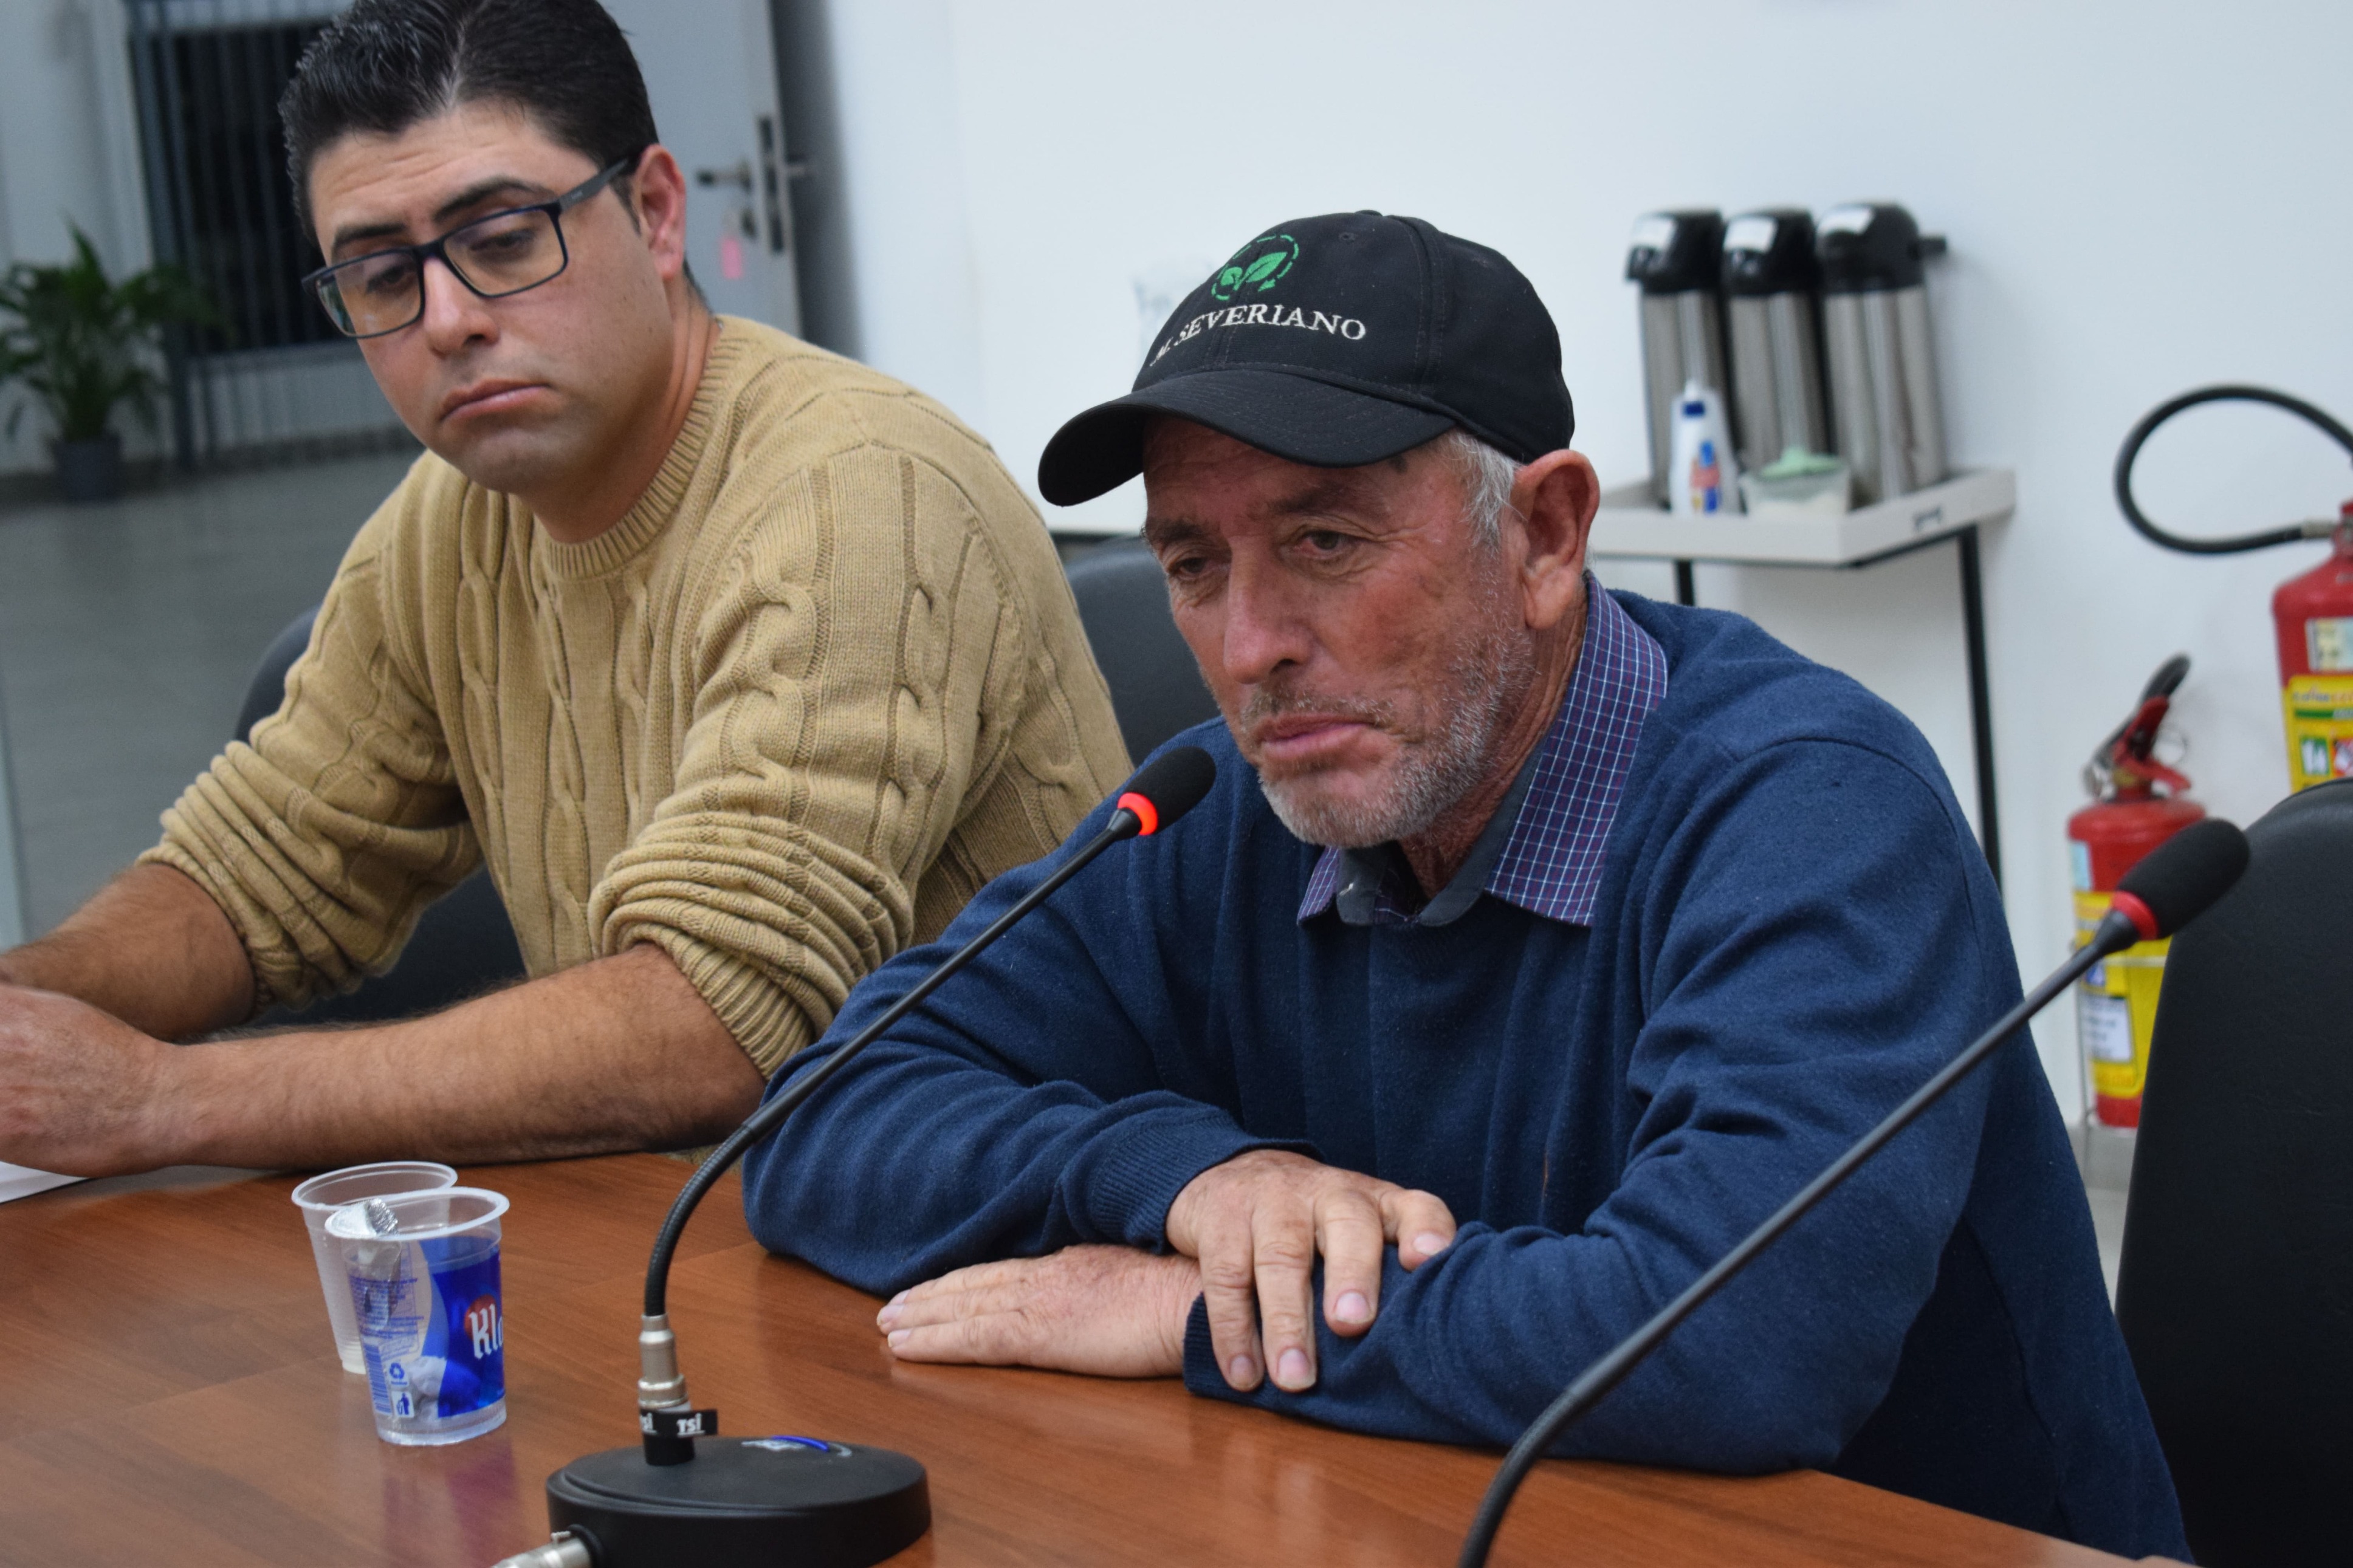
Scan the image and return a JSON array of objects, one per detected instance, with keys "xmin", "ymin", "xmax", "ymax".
[
  {"xmin": 327, "ymin": 1186, "xmax": 510, "ymax": 1446},
  {"xmin": 292, "ymin": 1162, "xmax": 459, "ymax": 1374}
]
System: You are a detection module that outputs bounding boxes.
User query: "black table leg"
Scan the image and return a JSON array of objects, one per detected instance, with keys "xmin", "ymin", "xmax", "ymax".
[
  {"xmin": 1674, "ymin": 560, "xmax": 1696, "ymax": 606},
  {"xmin": 1955, "ymin": 526, "xmax": 2001, "ymax": 889}
]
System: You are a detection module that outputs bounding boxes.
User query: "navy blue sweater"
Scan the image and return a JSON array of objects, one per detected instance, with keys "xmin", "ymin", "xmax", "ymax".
[{"xmin": 742, "ymin": 595, "xmax": 2186, "ymax": 1559}]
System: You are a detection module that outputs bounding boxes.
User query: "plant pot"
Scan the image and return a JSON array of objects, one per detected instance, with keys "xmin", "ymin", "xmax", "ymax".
[{"xmin": 52, "ymin": 433, "xmax": 124, "ymax": 502}]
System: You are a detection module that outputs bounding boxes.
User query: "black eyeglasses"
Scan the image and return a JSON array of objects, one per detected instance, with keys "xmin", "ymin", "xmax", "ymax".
[{"xmin": 303, "ymin": 152, "xmax": 641, "ymax": 338}]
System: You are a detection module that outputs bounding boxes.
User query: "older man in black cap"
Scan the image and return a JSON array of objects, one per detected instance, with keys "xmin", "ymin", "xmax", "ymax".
[{"xmin": 740, "ymin": 213, "xmax": 2188, "ymax": 1559}]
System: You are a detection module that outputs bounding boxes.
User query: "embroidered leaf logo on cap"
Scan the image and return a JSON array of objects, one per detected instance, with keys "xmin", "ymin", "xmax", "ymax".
[{"xmin": 1209, "ymin": 233, "xmax": 1299, "ymax": 302}]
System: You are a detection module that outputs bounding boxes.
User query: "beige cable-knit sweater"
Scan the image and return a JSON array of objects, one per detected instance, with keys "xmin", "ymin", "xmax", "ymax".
[{"xmin": 145, "ymin": 317, "xmax": 1130, "ymax": 1073}]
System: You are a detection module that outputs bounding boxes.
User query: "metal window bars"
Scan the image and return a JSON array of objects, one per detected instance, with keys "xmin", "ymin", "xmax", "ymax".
[{"xmin": 125, "ymin": 0, "xmax": 411, "ymax": 470}]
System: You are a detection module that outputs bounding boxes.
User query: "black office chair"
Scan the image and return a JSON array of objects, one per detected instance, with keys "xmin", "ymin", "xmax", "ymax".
[
  {"xmin": 1062, "ymin": 538, "xmax": 1219, "ymax": 759},
  {"xmin": 2114, "ymin": 779, "xmax": 2353, "ymax": 1568},
  {"xmin": 238, "ymin": 609, "xmax": 526, "ymax": 1026}
]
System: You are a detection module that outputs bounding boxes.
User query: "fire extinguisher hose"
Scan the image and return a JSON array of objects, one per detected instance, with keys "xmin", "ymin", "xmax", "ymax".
[{"xmin": 2114, "ymin": 384, "xmax": 2353, "ymax": 554}]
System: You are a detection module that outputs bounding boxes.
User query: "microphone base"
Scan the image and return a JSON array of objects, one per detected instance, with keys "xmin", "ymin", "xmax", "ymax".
[{"xmin": 545, "ymin": 1437, "xmax": 929, "ymax": 1567}]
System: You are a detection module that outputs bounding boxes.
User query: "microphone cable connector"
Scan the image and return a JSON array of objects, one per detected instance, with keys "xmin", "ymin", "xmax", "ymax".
[
  {"xmin": 636, "ymin": 1312, "xmax": 716, "ymax": 1464},
  {"xmin": 635, "ymin": 1312, "xmax": 687, "ymax": 1410},
  {"xmin": 489, "ymin": 1530, "xmax": 593, "ymax": 1568}
]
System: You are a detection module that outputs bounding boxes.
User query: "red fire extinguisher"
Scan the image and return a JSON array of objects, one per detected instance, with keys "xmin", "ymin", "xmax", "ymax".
[
  {"xmin": 2067, "ymin": 656, "xmax": 2204, "ymax": 1129},
  {"xmin": 2117, "ymin": 385, "xmax": 2353, "ymax": 790},
  {"xmin": 2274, "ymin": 502, "xmax": 2353, "ymax": 788}
]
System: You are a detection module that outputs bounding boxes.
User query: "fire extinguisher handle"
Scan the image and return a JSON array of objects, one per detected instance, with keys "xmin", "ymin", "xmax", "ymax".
[{"xmin": 2140, "ymin": 654, "xmax": 2190, "ymax": 704}]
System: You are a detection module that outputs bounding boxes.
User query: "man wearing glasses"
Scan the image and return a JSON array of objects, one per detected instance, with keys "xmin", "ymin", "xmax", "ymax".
[{"xmin": 0, "ymin": 0, "xmax": 1126, "ymax": 1176}]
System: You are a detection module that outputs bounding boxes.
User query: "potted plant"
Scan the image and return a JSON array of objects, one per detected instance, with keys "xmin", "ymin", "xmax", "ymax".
[{"xmin": 0, "ymin": 228, "xmax": 214, "ymax": 502}]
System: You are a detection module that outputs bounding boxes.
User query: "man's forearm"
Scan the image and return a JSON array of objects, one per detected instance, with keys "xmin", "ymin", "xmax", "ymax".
[
  {"xmin": 151, "ymin": 943, "xmax": 764, "ymax": 1169},
  {"xmin": 0, "ymin": 864, "xmax": 253, "ymax": 1038}
]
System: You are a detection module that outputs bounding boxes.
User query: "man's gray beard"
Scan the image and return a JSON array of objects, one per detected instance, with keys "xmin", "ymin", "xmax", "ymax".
[{"xmin": 1252, "ymin": 621, "xmax": 1536, "ymax": 850}]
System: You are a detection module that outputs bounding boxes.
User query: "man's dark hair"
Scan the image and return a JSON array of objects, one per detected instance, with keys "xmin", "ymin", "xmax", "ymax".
[{"xmin": 281, "ymin": 0, "xmax": 657, "ymax": 236}]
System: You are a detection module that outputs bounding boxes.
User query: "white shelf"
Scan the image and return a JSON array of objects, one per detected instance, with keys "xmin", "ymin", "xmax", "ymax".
[{"xmin": 1589, "ymin": 467, "xmax": 2015, "ymax": 567}]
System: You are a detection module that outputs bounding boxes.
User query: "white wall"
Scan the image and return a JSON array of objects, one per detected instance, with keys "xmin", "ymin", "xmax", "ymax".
[
  {"xmin": 826, "ymin": 0, "xmax": 2353, "ymax": 1119},
  {"xmin": 0, "ymin": 1, "xmax": 147, "ymax": 270},
  {"xmin": 0, "ymin": 0, "xmax": 157, "ymax": 474},
  {"xmin": 824, "ymin": 0, "xmax": 985, "ymax": 423}
]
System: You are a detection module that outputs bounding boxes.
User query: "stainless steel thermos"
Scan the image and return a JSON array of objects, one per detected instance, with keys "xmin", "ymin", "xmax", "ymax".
[
  {"xmin": 1818, "ymin": 202, "xmax": 1948, "ymax": 505},
  {"xmin": 1720, "ymin": 209, "xmax": 1830, "ymax": 479},
  {"xmin": 1626, "ymin": 211, "xmax": 1730, "ymax": 506}
]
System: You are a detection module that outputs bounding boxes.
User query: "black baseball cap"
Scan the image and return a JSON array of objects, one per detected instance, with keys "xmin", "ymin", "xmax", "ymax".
[{"xmin": 1037, "ymin": 211, "xmax": 1573, "ymax": 506}]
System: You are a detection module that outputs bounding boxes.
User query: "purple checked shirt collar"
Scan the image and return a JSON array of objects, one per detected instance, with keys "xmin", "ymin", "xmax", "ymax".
[{"xmin": 1297, "ymin": 579, "xmax": 1668, "ymax": 928}]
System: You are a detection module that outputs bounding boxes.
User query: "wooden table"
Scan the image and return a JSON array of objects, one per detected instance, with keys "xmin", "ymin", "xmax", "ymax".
[{"xmin": 0, "ymin": 1154, "xmax": 2135, "ymax": 1566}]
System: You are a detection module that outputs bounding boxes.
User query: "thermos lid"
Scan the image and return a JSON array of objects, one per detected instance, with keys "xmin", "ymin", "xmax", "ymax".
[
  {"xmin": 1816, "ymin": 203, "xmax": 1948, "ymax": 293},
  {"xmin": 1721, "ymin": 209, "xmax": 1819, "ymax": 296},
  {"xmin": 1624, "ymin": 210, "xmax": 1722, "ymax": 294}
]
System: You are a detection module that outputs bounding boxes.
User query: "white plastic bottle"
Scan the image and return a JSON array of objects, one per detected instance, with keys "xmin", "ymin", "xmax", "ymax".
[{"xmin": 1667, "ymin": 378, "xmax": 1742, "ymax": 516}]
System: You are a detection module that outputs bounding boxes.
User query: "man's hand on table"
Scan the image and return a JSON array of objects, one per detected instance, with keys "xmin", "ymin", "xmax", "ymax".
[
  {"xmin": 877, "ymin": 1245, "xmax": 1201, "ymax": 1377},
  {"xmin": 1165, "ymin": 1148, "xmax": 1457, "ymax": 1395},
  {"xmin": 0, "ymin": 983, "xmax": 179, "ymax": 1176}
]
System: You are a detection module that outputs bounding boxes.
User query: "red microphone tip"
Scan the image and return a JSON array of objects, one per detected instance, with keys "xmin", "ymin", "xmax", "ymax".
[
  {"xmin": 2109, "ymin": 889, "xmax": 2160, "ymax": 943},
  {"xmin": 1116, "ymin": 792, "xmax": 1160, "ymax": 836}
]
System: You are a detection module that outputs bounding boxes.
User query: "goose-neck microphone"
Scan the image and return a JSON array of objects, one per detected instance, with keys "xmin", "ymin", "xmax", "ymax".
[
  {"xmin": 495, "ymin": 747, "xmax": 1218, "ymax": 1568},
  {"xmin": 1458, "ymin": 817, "xmax": 2250, "ymax": 1566}
]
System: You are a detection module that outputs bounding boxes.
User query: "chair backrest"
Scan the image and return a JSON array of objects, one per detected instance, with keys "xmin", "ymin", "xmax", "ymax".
[
  {"xmin": 1063, "ymin": 538, "xmax": 1220, "ymax": 761},
  {"xmin": 235, "ymin": 608, "xmax": 318, "ymax": 744},
  {"xmin": 2115, "ymin": 778, "xmax": 2353, "ymax": 1568}
]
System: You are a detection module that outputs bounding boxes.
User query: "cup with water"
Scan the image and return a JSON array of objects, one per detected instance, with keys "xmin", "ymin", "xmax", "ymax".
[
  {"xmin": 291, "ymin": 1162, "xmax": 459, "ymax": 1374},
  {"xmin": 327, "ymin": 1186, "xmax": 510, "ymax": 1446}
]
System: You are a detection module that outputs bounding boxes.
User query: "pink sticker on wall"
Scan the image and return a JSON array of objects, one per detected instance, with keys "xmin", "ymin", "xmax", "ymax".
[{"xmin": 720, "ymin": 232, "xmax": 745, "ymax": 281}]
